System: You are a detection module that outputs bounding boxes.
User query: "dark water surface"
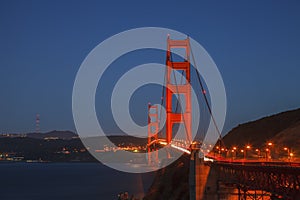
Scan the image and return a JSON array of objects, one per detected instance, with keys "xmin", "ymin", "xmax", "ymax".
[{"xmin": 0, "ymin": 162, "xmax": 155, "ymax": 200}]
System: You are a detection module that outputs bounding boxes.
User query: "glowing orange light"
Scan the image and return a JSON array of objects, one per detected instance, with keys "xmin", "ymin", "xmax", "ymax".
[
  {"xmin": 246, "ymin": 145, "xmax": 251, "ymax": 149},
  {"xmin": 268, "ymin": 142, "xmax": 272, "ymax": 146},
  {"xmin": 241, "ymin": 150, "xmax": 244, "ymax": 153},
  {"xmin": 233, "ymin": 147, "xmax": 237, "ymax": 150}
]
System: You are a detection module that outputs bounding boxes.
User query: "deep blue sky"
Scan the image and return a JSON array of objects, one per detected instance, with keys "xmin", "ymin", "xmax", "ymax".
[{"xmin": 0, "ymin": 1, "xmax": 300, "ymax": 134}]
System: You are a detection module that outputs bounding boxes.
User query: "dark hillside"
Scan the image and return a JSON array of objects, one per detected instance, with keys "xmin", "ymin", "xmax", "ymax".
[{"xmin": 222, "ymin": 108, "xmax": 300, "ymax": 148}]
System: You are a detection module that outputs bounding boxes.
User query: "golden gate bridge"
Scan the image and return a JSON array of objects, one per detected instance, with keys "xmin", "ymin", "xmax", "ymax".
[{"xmin": 146, "ymin": 36, "xmax": 300, "ymax": 200}]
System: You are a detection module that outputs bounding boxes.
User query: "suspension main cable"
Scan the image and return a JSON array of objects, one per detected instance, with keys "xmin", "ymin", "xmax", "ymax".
[{"xmin": 189, "ymin": 39, "xmax": 226, "ymax": 148}]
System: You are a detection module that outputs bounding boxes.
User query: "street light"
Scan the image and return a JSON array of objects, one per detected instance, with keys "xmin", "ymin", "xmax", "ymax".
[
  {"xmin": 241, "ymin": 149, "xmax": 245, "ymax": 160},
  {"xmin": 216, "ymin": 146, "xmax": 220, "ymax": 155},
  {"xmin": 268, "ymin": 142, "xmax": 273, "ymax": 146},
  {"xmin": 290, "ymin": 152, "xmax": 294, "ymax": 161},
  {"xmin": 245, "ymin": 145, "xmax": 251, "ymax": 159},
  {"xmin": 283, "ymin": 147, "xmax": 290, "ymax": 161},
  {"xmin": 255, "ymin": 149, "xmax": 260, "ymax": 160},
  {"xmin": 232, "ymin": 147, "xmax": 237, "ymax": 159},
  {"xmin": 265, "ymin": 148, "xmax": 270, "ymax": 161},
  {"xmin": 267, "ymin": 142, "xmax": 273, "ymax": 160},
  {"xmin": 220, "ymin": 148, "xmax": 225, "ymax": 158}
]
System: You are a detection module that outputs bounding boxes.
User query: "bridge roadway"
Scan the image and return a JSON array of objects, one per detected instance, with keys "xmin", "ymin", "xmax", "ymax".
[
  {"xmin": 148, "ymin": 141, "xmax": 300, "ymax": 199},
  {"xmin": 208, "ymin": 160, "xmax": 300, "ymax": 199}
]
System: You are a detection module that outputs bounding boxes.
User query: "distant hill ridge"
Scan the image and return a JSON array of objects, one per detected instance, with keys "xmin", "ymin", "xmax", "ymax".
[
  {"xmin": 24, "ymin": 131, "xmax": 148, "ymax": 146},
  {"xmin": 222, "ymin": 108, "xmax": 300, "ymax": 151},
  {"xmin": 26, "ymin": 130, "xmax": 77, "ymax": 140}
]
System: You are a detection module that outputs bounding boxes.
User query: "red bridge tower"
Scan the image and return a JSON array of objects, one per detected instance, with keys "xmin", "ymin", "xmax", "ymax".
[
  {"xmin": 147, "ymin": 103, "xmax": 159, "ymax": 164},
  {"xmin": 165, "ymin": 36, "xmax": 192, "ymax": 144}
]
